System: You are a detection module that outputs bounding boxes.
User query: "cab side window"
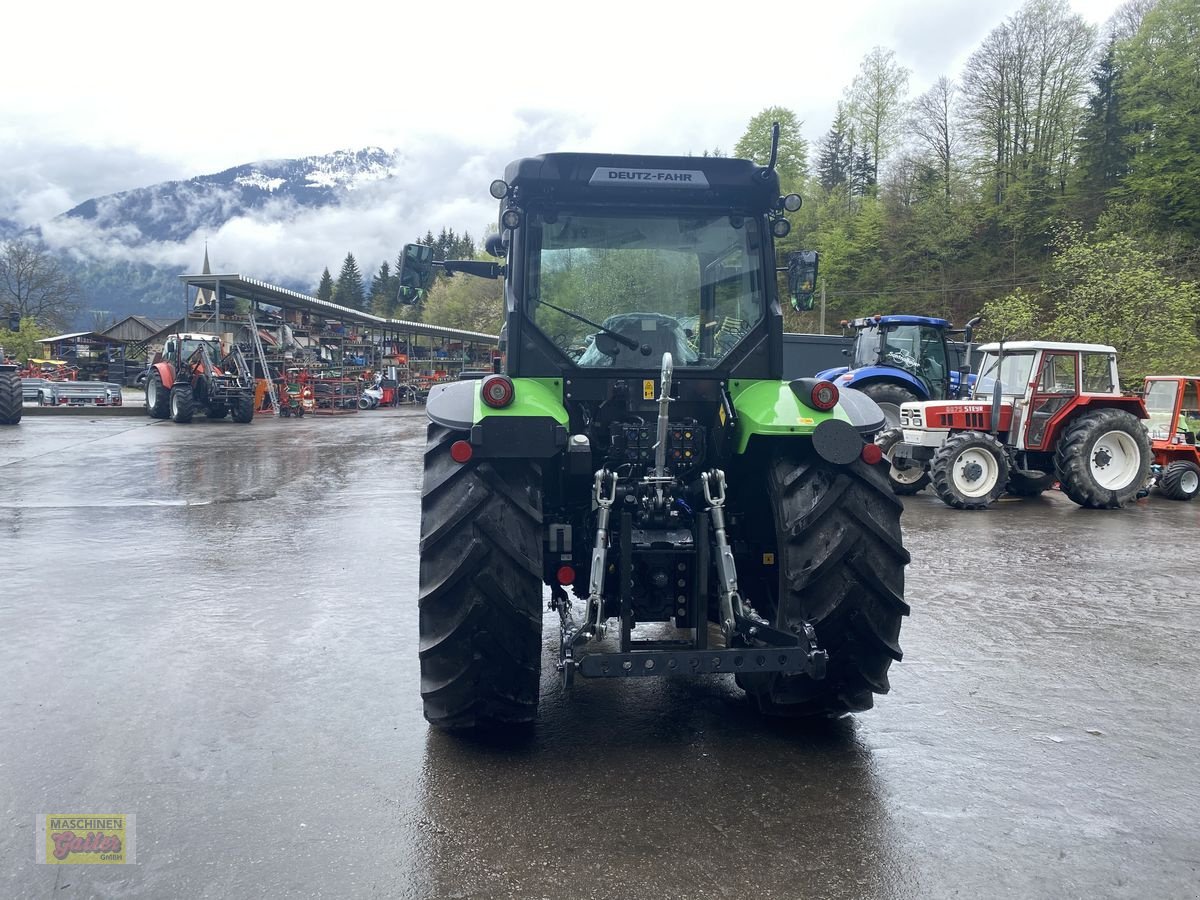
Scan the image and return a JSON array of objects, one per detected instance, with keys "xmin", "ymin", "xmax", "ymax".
[{"xmin": 1037, "ymin": 354, "xmax": 1076, "ymax": 394}]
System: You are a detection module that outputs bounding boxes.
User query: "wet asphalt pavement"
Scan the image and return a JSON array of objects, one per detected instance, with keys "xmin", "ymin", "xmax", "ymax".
[{"xmin": 1, "ymin": 410, "xmax": 1197, "ymax": 899}]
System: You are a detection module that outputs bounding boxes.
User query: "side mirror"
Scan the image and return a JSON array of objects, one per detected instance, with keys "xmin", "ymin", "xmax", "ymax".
[
  {"xmin": 485, "ymin": 233, "xmax": 506, "ymax": 259},
  {"xmin": 963, "ymin": 314, "xmax": 983, "ymax": 345},
  {"xmin": 397, "ymin": 243, "xmax": 436, "ymax": 304},
  {"xmin": 787, "ymin": 250, "xmax": 819, "ymax": 311}
]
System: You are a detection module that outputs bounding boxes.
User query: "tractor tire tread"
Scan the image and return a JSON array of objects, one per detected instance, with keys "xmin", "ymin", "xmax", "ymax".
[
  {"xmin": 418, "ymin": 422, "xmax": 543, "ymax": 730},
  {"xmin": 1054, "ymin": 408, "xmax": 1150, "ymax": 508},
  {"xmin": 0, "ymin": 371, "xmax": 21, "ymax": 425}
]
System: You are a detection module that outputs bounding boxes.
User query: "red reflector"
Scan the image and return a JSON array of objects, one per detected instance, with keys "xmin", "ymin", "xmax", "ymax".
[
  {"xmin": 810, "ymin": 381, "xmax": 839, "ymax": 410},
  {"xmin": 481, "ymin": 375, "xmax": 514, "ymax": 408},
  {"xmin": 450, "ymin": 440, "xmax": 473, "ymax": 463},
  {"xmin": 556, "ymin": 565, "xmax": 576, "ymax": 585},
  {"xmin": 861, "ymin": 443, "xmax": 883, "ymax": 465}
]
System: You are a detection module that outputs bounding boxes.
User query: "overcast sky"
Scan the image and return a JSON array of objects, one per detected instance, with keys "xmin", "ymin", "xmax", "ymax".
[{"xmin": 1, "ymin": 0, "xmax": 1127, "ymax": 282}]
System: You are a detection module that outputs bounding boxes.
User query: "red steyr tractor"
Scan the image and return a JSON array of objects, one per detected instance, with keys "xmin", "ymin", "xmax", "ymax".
[
  {"xmin": 882, "ymin": 341, "xmax": 1151, "ymax": 509},
  {"xmin": 1143, "ymin": 375, "xmax": 1200, "ymax": 501},
  {"xmin": 145, "ymin": 333, "xmax": 256, "ymax": 424}
]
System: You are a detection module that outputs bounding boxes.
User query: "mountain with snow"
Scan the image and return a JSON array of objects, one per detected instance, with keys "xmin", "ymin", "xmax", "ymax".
[{"xmin": 62, "ymin": 147, "xmax": 398, "ymax": 245}]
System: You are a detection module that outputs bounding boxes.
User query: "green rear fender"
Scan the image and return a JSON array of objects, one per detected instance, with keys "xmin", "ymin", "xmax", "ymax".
[
  {"xmin": 729, "ymin": 380, "xmax": 840, "ymax": 453},
  {"xmin": 473, "ymin": 377, "xmax": 568, "ymax": 424}
]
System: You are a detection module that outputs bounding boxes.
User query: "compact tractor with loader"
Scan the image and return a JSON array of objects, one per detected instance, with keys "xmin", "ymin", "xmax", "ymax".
[
  {"xmin": 398, "ymin": 129, "xmax": 909, "ymax": 731},
  {"xmin": 1143, "ymin": 375, "xmax": 1200, "ymax": 501},
  {"xmin": 145, "ymin": 333, "xmax": 256, "ymax": 424},
  {"xmin": 881, "ymin": 341, "xmax": 1150, "ymax": 509}
]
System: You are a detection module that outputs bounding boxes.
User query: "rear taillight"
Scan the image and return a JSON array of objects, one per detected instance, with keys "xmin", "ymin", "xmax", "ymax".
[
  {"xmin": 481, "ymin": 375, "xmax": 514, "ymax": 408},
  {"xmin": 861, "ymin": 443, "xmax": 883, "ymax": 465},
  {"xmin": 450, "ymin": 440, "xmax": 473, "ymax": 463},
  {"xmin": 810, "ymin": 381, "xmax": 839, "ymax": 411}
]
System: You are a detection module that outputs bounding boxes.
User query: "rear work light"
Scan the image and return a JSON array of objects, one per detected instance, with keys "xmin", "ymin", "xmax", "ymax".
[
  {"xmin": 810, "ymin": 381, "xmax": 839, "ymax": 411},
  {"xmin": 481, "ymin": 375, "xmax": 515, "ymax": 408}
]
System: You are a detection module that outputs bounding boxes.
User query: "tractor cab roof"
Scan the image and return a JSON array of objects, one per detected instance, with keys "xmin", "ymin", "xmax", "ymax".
[
  {"xmin": 503, "ymin": 152, "xmax": 780, "ymax": 210},
  {"xmin": 849, "ymin": 315, "xmax": 951, "ymax": 329},
  {"xmin": 976, "ymin": 340, "xmax": 1116, "ymax": 354}
]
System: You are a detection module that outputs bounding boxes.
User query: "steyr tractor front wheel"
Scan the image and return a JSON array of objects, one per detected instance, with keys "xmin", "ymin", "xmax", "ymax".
[
  {"xmin": 860, "ymin": 383, "xmax": 919, "ymax": 429},
  {"xmin": 740, "ymin": 453, "xmax": 910, "ymax": 717},
  {"xmin": 169, "ymin": 384, "xmax": 194, "ymax": 424},
  {"xmin": 0, "ymin": 371, "xmax": 21, "ymax": 425},
  {"xmin": 146, "ymin": 372, "xmax": 170, "ymax": 419},
  {"xmin": 930, "ymin": 431, "xmax": 1009, "ymax": 510},
  {"xmin": 418, "ymin": 424, "xmax": 543, "ymax": 730},
  {"xmin": 1159, "ymin": 460, "xmax": 1200, "ymax": 501},
  {"xmin": 1054, "ymin": 409, "xmax": 1150, "ymax": 508},
  {"xmin": 876, "ymin": 428, "xmax": 929, "ymax": 495}
]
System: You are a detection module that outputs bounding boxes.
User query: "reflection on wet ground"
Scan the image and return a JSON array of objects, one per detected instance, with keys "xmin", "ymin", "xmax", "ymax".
[{"xmin": 0, "ymin": 413, "xmax": 1196, "ymax": 898}]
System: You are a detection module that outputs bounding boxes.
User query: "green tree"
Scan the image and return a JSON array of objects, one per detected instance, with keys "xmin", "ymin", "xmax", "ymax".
[
  {"xmin": 977, "ymin": 288, "xmax": 1044, "ymax": 341},
  {"xmin": 0, "ymin": 317, "xmax": 51, "ymax": 362},
  {"xmin": 1044, "ymin": 220, "xmax": 1200, "ymax": 382},
  {"xmin": 421, "ymin": 273, "xmax": 504, "ymax": 335},
  {"xmin": 733, "ymin": 107, "xmax": 808, "ymax": 192},
  {"xmin": 1120, "ymin": 0, "xmax": 1200, "ymax": 237},
  {"xmin": 316, "ymin": 267, "xmax": 334, "ymax": 301},
  {"xmin": 333, "ymin": 253, "xmax": 365, "ymax": 310}
]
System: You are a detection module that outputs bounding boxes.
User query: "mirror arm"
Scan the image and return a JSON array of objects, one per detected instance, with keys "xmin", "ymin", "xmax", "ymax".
[{"xmin": 437, "ymin": 260, "xmax": 504, "ymax": 280}]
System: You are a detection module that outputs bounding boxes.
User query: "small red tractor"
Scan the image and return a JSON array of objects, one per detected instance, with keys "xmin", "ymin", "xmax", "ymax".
[
  {"xmin": 145, "ymin": 333, "xmax": 256, "ymax": 424},
  {"xmin": 880, "ymin": 341, "xmax": 1151, "ymax": 509},
  {"xmin": 1142, "ymin": 375, "xmax": 1200, "ymax": 500}
]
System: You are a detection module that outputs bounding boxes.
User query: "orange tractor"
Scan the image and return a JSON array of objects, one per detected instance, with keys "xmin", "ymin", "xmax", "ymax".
[
  {"xmin": 1143, "ymin": 376, "xmax": 1200, "ymax": 501},
  {"xmin": 145, "ymin": 333, "xmax": 256, "ymax": 424}
]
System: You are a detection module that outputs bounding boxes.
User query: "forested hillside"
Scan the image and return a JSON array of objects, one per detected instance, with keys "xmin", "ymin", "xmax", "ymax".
[{"xmin": 349, "ymin": 0, "xmax": 1197, "ymax": 381}]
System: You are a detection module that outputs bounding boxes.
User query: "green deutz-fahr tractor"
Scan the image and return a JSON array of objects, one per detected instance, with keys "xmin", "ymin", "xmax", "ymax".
[{"xmin": 399, "ymin": 129, "xmax": 909, "ymax": 730}]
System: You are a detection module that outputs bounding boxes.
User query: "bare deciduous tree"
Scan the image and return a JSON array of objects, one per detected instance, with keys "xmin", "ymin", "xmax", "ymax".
[
  {"xmin": 0, "ymin": 240, "xmax": 81, "ymax": 331},
  {"xmin": 909, "ymin": 77, "xmax": 959, "ymax": 199},
  {"xmin": 846, "ymin": 46, "xmax": 911, "ymax": 185}
]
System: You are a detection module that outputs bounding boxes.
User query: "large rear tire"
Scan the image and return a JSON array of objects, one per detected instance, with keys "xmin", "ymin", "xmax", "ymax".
[
  {"xmin": 860, "ymin": 382, "xmax": 920, "ymax": 429},
  {"xmin": 418, "ymin": 423, "xmax": 543, "ymax": 730},
  {"xmin": 875, "ymin": 427, "xmax": 929, "ymax": 494},
  {"xmin": 1159, "ymin": 460, "xmax": 1200, "ymax": 501},
  {"xmin": 0, "ymin": 371, "xmax": 21, "ymax": 425},
  {"xmin": 740, "ymin": 454, "xmax": 910, "ymax": 717},
  {"xmin": 1054, "ymin": 409, "xmax": 1150, "ymax": 508},
  {"xmin": 146, "ymin": 372, "xmax": 170, "ymax": 419},
  {"xmin": 930, "ymin": 431, "xmax": 1009, "ymax": 510},
  {"xmin": 169, "ymin": 384, "xmax": 194, "ymax": 424}
]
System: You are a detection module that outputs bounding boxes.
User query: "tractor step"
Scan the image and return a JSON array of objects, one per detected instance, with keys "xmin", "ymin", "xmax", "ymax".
[{"xmin": 574, "ymin": 646, "xmax": 826, "ymax": 679}]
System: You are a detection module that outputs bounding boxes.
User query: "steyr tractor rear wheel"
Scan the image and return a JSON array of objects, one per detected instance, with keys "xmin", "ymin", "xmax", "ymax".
[
  {"xmin": 1006, "ymin": 470, "xmax": 1056, "ymax": 497},
  {"xmin": 1054, "ymin": 409, "xmax": 1150, "ymax": 508},
  {"xmin": 739, "ymin": 453, "xmax": 910, "ymax": 717},
  {"xmin": 418, "ymin": 423, "xmax": 543, "ymax": 730},
  {"xmin": 169, "ymin": 384, "xmax": 194, "ymax": 424},
  {"xmin": 146, "ymin": 372, "xmax": 170, "ymax": 419},
  {"xmin": 0, "ymin": 371, "xmax": 21, "ymax": 425},
  {"xmin": 230, "ymin": 396, "xmax": 255, "ymax": 424},
  {"xmin": 1160, "ymin": 460, "xmax": 1200, "ymax": 501},
  {"xmin": 876, "ymin": 428, "xmax": 929, "ymax": 494},
  {"xmin": 860, "ymin": 383, "xmax": 919, "ymax": 429},
  {"xmin": 930, "ymin": 431, "xmax": 1009, "ymax": 509}
]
